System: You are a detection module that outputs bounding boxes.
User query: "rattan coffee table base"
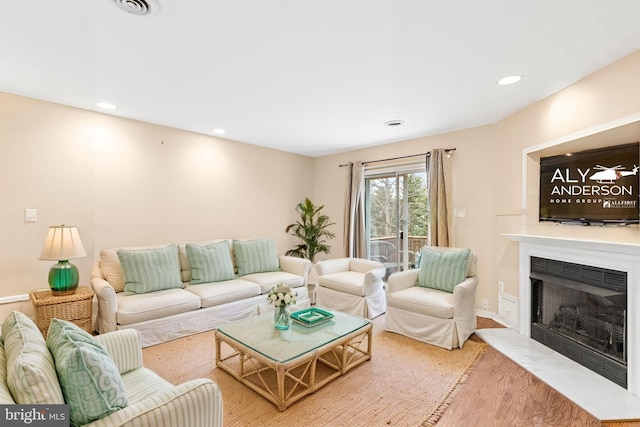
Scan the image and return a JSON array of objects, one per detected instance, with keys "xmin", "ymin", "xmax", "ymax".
[{"xmin": 215, "ymin": 323, "xmax": 372, "ymax": 410}]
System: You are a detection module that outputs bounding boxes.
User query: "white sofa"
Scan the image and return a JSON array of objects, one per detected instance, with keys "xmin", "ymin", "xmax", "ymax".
[
  {"xmin": 91, "ymin": 239, "xmax": 311, "ymax": 347},
  {"xmin": 0, "ymin": 311, "xmax": 223, "ymax": 427}
]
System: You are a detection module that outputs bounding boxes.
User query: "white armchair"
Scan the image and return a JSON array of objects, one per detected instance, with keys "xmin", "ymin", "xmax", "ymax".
[
  {"xmin": 385, "ymin": 247, "xmax": 478, "ymax": 350},
  {"xmin": 315, "ymin": 258, "xmax": 386, "ymax": 319}
]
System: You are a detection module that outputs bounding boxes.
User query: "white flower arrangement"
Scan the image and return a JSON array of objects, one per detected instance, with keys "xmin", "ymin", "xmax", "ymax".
[{"xmin": 267, "ymin": 283, "xmax": 297, "ymax": 307}]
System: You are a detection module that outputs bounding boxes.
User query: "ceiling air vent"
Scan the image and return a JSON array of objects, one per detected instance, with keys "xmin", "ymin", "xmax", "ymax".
[{"xmin": 109, "ymin": 0, "xmax": 160, "ymax": 16}]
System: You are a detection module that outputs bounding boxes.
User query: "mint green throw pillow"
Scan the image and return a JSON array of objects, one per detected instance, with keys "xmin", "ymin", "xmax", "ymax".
[
  {"xmin": 418, "ymin": 247, "xmax": 471, "ymax": 293},
  {"xmin": 186, "ymin": 241, "xmax": 236, "ymax": 284},
  {"xmin": 233, "ymin": 239, "xmax": 280, "ymax": 276},
  {"xmin": 117, "ymin": 245, "xmax": 183, "ymax": 294},
  {"xmin": 47, "ymin": 319, "xmax": 128, "ymax": 427}
]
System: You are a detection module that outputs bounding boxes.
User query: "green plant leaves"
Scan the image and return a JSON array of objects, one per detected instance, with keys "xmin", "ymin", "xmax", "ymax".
[{"xmin": 285, "ymin": 198, "xmax": 336, "ymax": 262}]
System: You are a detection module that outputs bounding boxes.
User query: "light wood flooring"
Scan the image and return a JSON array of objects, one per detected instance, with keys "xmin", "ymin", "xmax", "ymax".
[{"xmin": 436, "ymin": 317, "xmax": 640, "ymax": 427}]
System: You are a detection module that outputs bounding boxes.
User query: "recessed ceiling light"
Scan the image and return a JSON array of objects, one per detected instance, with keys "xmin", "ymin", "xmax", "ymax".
[
  {"xmin": 498, "ymin": 75, "xmax": 523, "ymax": 86},
  {"xmin": 384, "ymin": 120, "xmax": 404, "ymax": 127},
  {"xmin": 96, "ymin": 102, "xmax": 117, "ymax": 110},
  {"xmin": 212, "ymin": 128, "xmax": 226, "ymax": 135}
]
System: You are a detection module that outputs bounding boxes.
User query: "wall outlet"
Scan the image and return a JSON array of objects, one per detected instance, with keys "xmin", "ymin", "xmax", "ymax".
[
  {"xmin": 482, "ymin": 298, "xmax": 489, "ymax": 310},
  {"xmin": 25, "ymin": 208, "xmax": 37, "ymax": 222},
  {"xmin": 498, "ymin": 281, "xmax": 504, "ymax": 292}
]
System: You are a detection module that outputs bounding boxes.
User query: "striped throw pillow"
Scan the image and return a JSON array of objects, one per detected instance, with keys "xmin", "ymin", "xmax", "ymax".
[
  {"xmin": 0, "ymin": 340, "xmax": 15, "ymax": 403},
  {"xmin": 2, "ymin": 311, "xmax": 65, "ymax": 405},
  {"xmin": 233, "ymin": 239, "xmax": 280, "ymax": 276},
  {"xmin": 117, "ymin": 245, "xmax": 183, "ymax": 294},
  {"xmin": 186, "ymin": 241, "xmax": 236, "ymax": 284},
  {"xmin": 418, "ymin": 247, "xmax": 471, "ymax": 293}
]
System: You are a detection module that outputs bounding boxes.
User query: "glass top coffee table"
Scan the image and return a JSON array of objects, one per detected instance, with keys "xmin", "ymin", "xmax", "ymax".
[{"xmin": 215, "ymin": 308, "xmax": 372, "ymax": 410}]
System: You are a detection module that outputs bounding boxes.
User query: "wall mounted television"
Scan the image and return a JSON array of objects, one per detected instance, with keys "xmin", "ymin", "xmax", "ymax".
[{"xmin": 539, "ymin": 142, "xmax": 640, "ymax": 225}]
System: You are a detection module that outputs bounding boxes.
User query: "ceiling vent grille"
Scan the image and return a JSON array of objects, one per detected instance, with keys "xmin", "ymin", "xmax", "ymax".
[{"xmin": 109, "ymin": 0, "xmax": 160, "ymax": 16}]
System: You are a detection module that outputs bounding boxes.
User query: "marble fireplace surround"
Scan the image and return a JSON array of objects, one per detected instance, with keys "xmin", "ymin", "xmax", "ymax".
[{"xmin": 476, "ymin": 233, "xmax": 640, "ymax": 421}]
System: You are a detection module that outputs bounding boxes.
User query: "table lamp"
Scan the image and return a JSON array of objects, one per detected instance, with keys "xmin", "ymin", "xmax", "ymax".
[{"xmin": 39, "ymin": 225, "xmax": 87, "ymax": 295}]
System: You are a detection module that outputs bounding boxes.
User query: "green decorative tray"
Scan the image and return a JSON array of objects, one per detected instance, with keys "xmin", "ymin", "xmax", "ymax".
[{"xmin": 291, "ymin": 307, "xmax": 334, "ymax": 327}]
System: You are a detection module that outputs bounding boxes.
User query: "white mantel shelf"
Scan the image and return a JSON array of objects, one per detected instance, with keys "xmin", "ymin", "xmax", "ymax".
[
  {"xmin": 504, "ymin": 232, "xmax": 640, "ymax": 253},
  {"xmin": 490, "ymin": 232, "xmax": 640, "ymax": 421}
]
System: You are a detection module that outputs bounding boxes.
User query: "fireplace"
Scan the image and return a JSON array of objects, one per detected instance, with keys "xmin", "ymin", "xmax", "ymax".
[
  {"xmin": 529, "ymin": 256, "xmax": 627, "ymax": 387},
  {"xmin": 505, "ymin": 232, "xmax": 640, "ymax": 398}
]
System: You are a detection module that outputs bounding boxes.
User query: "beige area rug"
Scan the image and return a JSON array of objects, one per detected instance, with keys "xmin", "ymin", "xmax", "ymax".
[{"xmin": 142, "ymin": 315, "xmax": 486, "ymax": 427}]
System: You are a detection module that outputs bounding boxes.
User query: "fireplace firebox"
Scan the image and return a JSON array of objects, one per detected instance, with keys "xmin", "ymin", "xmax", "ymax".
[{"xmin": 530, "ymin": 256, "xmax": 627, "ymax": 388}]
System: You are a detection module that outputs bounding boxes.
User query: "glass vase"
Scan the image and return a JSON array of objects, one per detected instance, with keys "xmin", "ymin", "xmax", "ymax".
[{"xmin": 274, "ymin": 305, "xmax": 291, "ymax": 330}]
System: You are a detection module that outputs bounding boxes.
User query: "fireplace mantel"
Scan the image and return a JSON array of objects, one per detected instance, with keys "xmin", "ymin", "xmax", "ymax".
[
  {"xmin": 504, "ymin": 232, "xmax": 640, "ymax": 254},
  {"xmin": 504, "ymin": 232, "xmax": 640, "ymax": 397}
]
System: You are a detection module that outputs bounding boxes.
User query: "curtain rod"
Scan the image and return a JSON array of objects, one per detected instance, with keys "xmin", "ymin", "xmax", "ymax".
[{"xmin": 338, "ymin": 148, "xmax": 456, "ymax": 167}]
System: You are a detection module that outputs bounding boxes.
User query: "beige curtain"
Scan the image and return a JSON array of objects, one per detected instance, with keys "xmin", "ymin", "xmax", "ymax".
[
  {"xmin": 427, "ymin": 149, "xmax": 453, "ymax": 247},
  {"xmin": 344, "ymin": 161, "xmax": 366, "ymax": 258}
]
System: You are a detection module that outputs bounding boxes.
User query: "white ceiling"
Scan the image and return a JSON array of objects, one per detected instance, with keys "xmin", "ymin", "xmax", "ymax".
[{"xmin": 2, "ymin": 1, "xmax": 640, "ymax": 157}]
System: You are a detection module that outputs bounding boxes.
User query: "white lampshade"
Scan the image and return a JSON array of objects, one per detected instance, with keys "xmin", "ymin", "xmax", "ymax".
[{"xmin": 39, "ymin": 225, "xmax": 87, "ymax": 261}]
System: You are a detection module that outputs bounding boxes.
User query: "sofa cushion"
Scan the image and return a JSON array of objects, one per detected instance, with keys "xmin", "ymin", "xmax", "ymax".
[
  {"xmin": 2, "ymin": 311, "xmax": 65, "ymax": 405},
  {"xmin": 118, "ymin": 245, "xmax": 184, "ymax": 295},
  {"xmin": 386, "ymin": 286, "xmax": 454, "ymax": 318},
  {"xmin": 0, "ymin": 341, "xmax": 15, "ymax": 404},
  {"xmin": 233, "ymin": 239, "xmax": 280, "ymax": 276},
  {"xmin": 120, "ymin": 366, "xmax": 175, "ymax": 405},
  {"xmin": 241, "ymin": 271, "xmax": 305, "ymax": 294},
  {"xmin": 418, "ymin": 247, "xmax": 470, "ymax": 293},
  {"xmin": 46, "ymin": 319, "xmax": 128, "ymax": 427},
  {"xmin": 186, "ymin": 241, "xmax": 236, "ymax": 284},
  {"xmin": 318, "ymin": 271, "xmax": 366, "ymax": 296},
  {"xmin": 185, "ymin": 279, "xmax": 261, "ymax": 308},
  {"xmin": 116, "ymin": 288, "xmax": 201, "ymax": 325}
]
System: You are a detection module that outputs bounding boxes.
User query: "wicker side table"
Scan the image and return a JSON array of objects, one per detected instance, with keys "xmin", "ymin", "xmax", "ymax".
[{"xmin": 29, "ymin": 286, "xmax": 94, "ymax": 337}]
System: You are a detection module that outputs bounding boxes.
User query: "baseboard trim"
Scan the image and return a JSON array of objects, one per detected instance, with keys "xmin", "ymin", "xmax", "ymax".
[
  {"xmin": 0, "ymin": 294, "xmax": 29, "ymax": 305},
  {"xmin": 476, "ymin": 309, "xmax": 496, "ymax": 319},
  {"xmin": 493, "ymin": 315, "xmax": 517, "ymax": 329}
]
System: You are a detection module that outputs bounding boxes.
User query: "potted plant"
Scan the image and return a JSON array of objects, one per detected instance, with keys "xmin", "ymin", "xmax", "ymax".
[{"xmin": 285, "ymin": 198, "xmax": 335, "ymax": 262}]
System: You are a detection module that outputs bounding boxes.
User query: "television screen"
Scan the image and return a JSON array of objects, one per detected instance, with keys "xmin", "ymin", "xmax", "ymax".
[{"xmin": 539, "ymin": 142, "xmax": 640, "ymax": 224}]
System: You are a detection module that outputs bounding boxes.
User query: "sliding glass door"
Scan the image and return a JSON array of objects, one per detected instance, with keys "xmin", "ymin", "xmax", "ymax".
[{"xmin": 365, "ymin": 163, "xmax": 427, "ymax": 280}]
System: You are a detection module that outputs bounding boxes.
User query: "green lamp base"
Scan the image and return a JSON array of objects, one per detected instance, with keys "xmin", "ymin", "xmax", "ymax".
[{"xmin": 48, "ymin": 260, "xmax": 79, "ymax": 296}]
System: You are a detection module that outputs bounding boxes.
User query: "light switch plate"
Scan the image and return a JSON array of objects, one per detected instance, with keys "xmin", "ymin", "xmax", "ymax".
[{"xmin": 25, "ymin": 208, "xmax": 37, "ymax": 222}]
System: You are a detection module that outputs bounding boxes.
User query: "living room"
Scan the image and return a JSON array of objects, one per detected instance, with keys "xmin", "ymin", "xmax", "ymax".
[
  {"xmin": 2, "ymin": 43, "xmax": 640, "ymax": 325},
  {"xmin": 1, "ymin": 2, "xmax": 640, "ymax": 425}
]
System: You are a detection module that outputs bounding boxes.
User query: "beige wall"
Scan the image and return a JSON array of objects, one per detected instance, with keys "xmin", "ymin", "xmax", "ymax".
[{"xmin": 0, "ymin": 92, "xmax": 313, "ymax": 298}]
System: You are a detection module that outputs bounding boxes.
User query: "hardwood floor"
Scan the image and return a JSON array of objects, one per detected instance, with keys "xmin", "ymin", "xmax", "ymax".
[{"xmin": 436, "ymin": 317, "xmax": 640, "ymax": 427}]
